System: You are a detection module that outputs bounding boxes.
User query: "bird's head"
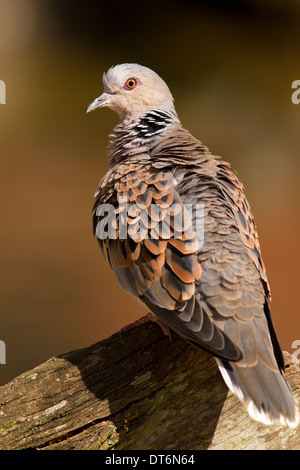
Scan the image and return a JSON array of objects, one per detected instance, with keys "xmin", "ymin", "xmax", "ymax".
[{"xmin": 87, "ymin": 63, "xmax": 176, "ymax": 121}]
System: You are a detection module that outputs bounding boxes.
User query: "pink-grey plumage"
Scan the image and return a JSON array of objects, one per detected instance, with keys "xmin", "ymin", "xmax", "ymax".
[{"xmin": 87, "ymin": 63, "xmax": 299, "ymax": 428}]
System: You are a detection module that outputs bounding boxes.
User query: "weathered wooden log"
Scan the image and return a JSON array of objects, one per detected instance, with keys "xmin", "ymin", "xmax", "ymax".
[{"xmin": 0, "ymin": 318, "xmax": 299, "ymax": 450}]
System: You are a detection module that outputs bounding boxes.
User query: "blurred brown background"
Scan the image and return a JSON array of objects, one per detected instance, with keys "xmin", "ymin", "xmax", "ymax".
[{"xmin": 0, "ymin": 0, "xmax": 300, "ymax": 386}]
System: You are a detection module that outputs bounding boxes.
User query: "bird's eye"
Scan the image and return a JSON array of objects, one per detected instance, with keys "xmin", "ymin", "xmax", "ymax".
[{"xmin": 123, "ymin": 77, "xmax": 140, "ymax": 91}]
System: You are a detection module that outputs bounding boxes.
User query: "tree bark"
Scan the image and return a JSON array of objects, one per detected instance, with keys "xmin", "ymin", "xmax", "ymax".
[{"xmin": 0, "ymin": 318, "xmax": 299, "ymax": 450}]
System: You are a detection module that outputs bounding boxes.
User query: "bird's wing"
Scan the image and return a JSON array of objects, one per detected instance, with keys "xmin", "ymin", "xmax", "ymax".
[
  {"xmin": 212, "ymin": 160, "xmax": 285, "ymax": 369},
  {"xmin": 93, "ymin": 162, "xmax": 241, "ymax": 361},
  {"xmin": 216, "ymin": 160, "xmax": 271, "ymax": 296},
  {"xmin": 169, "ymin": 157, "xmax": 285, "ymax": 371}
]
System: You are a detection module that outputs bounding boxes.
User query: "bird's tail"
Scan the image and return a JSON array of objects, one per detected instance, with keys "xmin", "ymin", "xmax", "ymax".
[{"xmin": 216, "ymin": 358, "xmax": 299, "ymax": 428}]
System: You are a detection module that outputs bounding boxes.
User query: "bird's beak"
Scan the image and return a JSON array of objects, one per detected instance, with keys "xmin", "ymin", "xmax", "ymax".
[{"xmin": 86, "ymin": 92, "xmax": 114, "ymax": 113}]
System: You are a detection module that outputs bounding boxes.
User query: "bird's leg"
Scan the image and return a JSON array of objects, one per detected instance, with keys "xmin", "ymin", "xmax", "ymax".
[{"xmin": 120, "ymin": 312, "xmax": 171, "ymax": 339}]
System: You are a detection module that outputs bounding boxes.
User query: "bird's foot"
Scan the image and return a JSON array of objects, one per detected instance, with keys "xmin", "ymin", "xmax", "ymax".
[{"xmin": 120, "ymin": 312, "xmax": 171, "ymax": 340}]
